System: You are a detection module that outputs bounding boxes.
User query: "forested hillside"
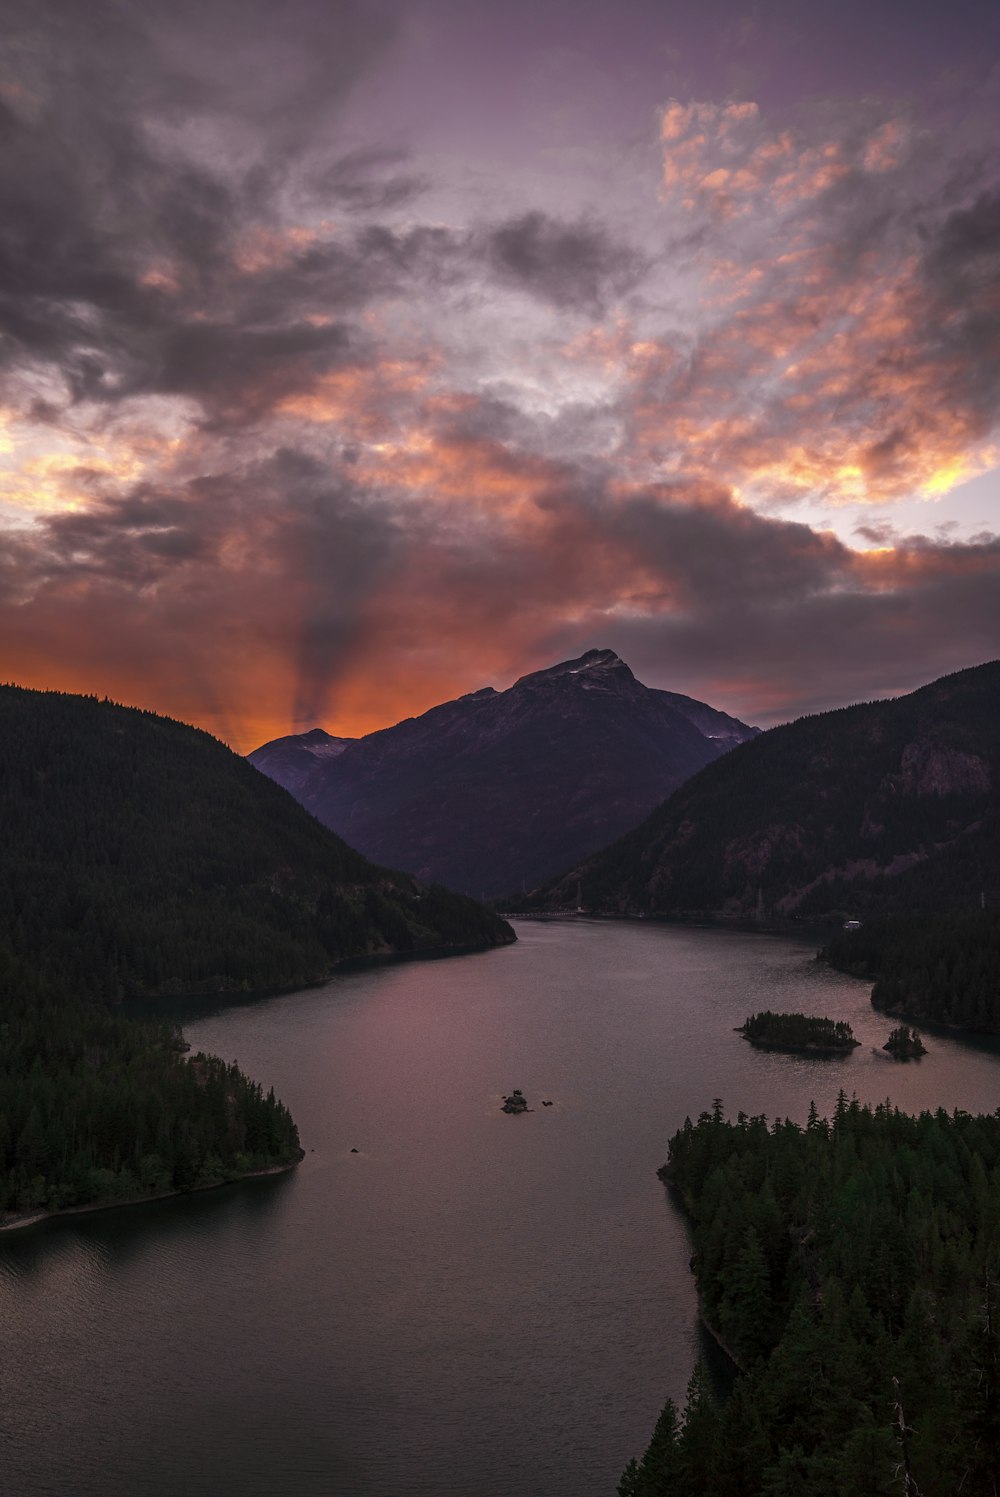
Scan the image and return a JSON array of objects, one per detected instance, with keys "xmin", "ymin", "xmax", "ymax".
[
  {"xmin": 0, "ymin": 685, "xmax": 511, "ymax": 1224},
  {"xmin": 0, "ymin": 685, "xmax": 513, "ymax": 1000},
  {"xmin": 621, "ymin": 1100, "xmax": 1000, "ymax": 1496},
  {"xmin": 0, "ymin": 948, "xmax": 301, "ymax": 1219},
  {"xmin": 824, "ymin": 908, "xmax": 1000, "ymax": 1032},
  {"xmin": 522, "ymin": 660, "xmax": 1000, "ymax": 922}
]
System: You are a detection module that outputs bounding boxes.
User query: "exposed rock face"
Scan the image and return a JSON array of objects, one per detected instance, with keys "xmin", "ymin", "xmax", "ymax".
[
  {"xmin": 249, "ymin": 649, "xmax": 758, "ymax": 898},
  {"xmin": 525, "ymin": 659, "xmax": 1000, "ymax": 920},
  {"xmin": 897, "ymin": 742, "xmax": 991, "ymax": 798}
]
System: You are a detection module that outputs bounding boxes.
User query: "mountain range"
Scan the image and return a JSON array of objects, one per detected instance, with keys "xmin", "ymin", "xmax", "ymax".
[
  {"xmin": 249, "ymin": 649, "xmax": 758, "ymax": 898},
  {"xmin": 520, "ymin": 660, "xmax": 1000, "ymax": 921}
]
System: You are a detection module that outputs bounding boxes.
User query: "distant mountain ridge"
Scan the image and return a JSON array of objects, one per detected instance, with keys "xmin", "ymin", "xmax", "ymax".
[
  {"xmin": 520, "ymin": 660, "xmax": 1000, "ymax": 921},
  {"xmin": 249, "ymin": 649, "xmax": 759, "ymax": 898},
  {"xmin": 249, "ymin": 726, "xmax": 353, "ymax": 793},
  {"xmin": 0, "ymin": 685, "xmax": 513, "ymax": 1001}
]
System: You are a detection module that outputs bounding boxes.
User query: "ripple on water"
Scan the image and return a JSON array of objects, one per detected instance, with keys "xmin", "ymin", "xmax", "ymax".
[{"xmin": 3, "ymin": 919, "xmax": 999, "ymax": 1496}]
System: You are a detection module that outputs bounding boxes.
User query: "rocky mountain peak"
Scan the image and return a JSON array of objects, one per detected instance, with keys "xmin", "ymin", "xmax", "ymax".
[
  {"xmin": 512, "ymin": 648, "xmax": 634, "ymax": 690},
  {"xmin": 249, "ymin": 650, "xmax": 757, "ymax": 898}
]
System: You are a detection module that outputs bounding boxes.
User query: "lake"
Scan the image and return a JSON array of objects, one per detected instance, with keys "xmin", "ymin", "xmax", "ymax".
[{"xmin": 3, "ymin": 918, "xmax": 999, "ymax": 1496}]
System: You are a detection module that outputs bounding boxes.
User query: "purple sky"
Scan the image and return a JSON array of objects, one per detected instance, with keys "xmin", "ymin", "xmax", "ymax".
[{"xmin": 0, "ymin": 0, "xmax": 998, "ymax": 748}]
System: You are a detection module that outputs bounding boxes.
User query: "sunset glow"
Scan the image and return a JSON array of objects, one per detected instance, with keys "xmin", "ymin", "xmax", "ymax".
[{"xmin": 0, "ymin": 0, "xmax": 997, "ymax": 748}]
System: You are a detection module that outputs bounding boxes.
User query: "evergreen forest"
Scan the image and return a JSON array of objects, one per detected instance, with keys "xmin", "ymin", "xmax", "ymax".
[
  {"xmin": 739, "ymin": 1011, "xmax": 859, "ymax": 1052},
  {"xmin": 521, "ymin": 659, "xmax": 1000, "ymax": 921},
  {"xmin": 0, "ymin": 947, "xmax": 301, "ymax": 1219},
  {"xmin": 823, "ymin": 909, "xmax": 1000, "ymax": 1033},
  {"xmin": 0, "ymin": 684, "xmax": 513, "ymax": 1000},
  {"xmin": 883, "ymin": 1024, "xmax": 927, "ymax": 1058},
  {"xmin": 621, "ymin": 1099, "xmax": 1000, "ymax": 1496},
  {"xmin": 0, "ymin": 685, "xmax": 512, "ymax": 1222}
]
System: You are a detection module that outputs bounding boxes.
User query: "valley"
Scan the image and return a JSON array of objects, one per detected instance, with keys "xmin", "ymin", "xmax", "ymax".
[
  {"xmin": 3, "ymin": 661, "xmax": 1000, "ymax": 1494},
  {"xmin": 249, "ymin": 649, "xmax": 757, "ymax": 898},
  {"xmin": 7, "ymin": 917, "xmax": 999, "ymax": 1497}
]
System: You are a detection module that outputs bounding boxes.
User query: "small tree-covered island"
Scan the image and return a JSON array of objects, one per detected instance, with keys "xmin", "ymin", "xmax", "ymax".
[
  {"xmin": 883, "ymin": 1023, "xmax": 927, "ymax": 1059},
  {"xmin": 738, "ymin": 1011, "xmax": 860, "ymax": 1055},
  {"xmin": 621, "ymin": 1098, "xmax": 1000, "ymax": 1496},
  {"xmin": 0, "ymin": 687, "xmax": 514, "ymax": 1228}
]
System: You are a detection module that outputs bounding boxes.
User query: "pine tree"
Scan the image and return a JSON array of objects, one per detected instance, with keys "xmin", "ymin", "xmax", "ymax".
[{"xmin": 677, "ymin": 1362, "xmax": 719, "ymax": 1496}]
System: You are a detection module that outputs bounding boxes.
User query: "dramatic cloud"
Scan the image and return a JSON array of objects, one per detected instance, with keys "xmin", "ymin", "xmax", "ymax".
[
  {"xmin": 0, "ymin": 0, "xmax": 997, "ymax": 747},
  {"xmin": 487, "ymin": 211, "xmax": 647, "ymax": 312},
  {"xmin": 623, "ymin": 97, "xmax": 1000, "ymax": 506},
  {"xmin": 3, "ymin": 449, "xmax": 998, "ymax": 746}
]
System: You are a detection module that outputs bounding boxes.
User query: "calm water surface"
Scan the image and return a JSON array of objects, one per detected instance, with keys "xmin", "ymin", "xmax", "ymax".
[{"xmin": 4, "ymin": 919, "xmax": 1000, "ymax": 1496}]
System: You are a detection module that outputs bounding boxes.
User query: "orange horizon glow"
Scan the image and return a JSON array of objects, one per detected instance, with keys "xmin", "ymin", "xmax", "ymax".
[{"xmin": 2, "ymin": 47, "xmax": 997, "ymax": 753}]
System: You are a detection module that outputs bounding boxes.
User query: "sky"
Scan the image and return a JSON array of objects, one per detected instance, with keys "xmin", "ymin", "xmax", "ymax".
[{"xmin": 1, "ymin": 0, "xmax": 998, "ymax": 750}]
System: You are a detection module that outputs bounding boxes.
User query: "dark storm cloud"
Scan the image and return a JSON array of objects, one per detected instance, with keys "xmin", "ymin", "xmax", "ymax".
[
  {"xmin": 1, "ymin": 446, "xmax": 405, "ymax": 726},
  {"xmin": 150, "ymin": 320, "xmax": 356, "ymax": 430},
  {"xmin": 523, "ymin": 488, "xmax": 1000, "ymax": 722},
  {"xmin": 10, "ymin": 450, "xmax": 393, "ymax": 586},
  {"xmin": 234, "ymin": 447, "xmax": 407, "ymax": 727},
  {"xmin": 425, "ymin": 473, "xmax": 1000, "ymax": 725},
  {"xmin": 598, "ymin": 543, "xmax": 1000, "ymax": 724},
  {"xmin": 0, "ymin": 0, "xmax": 650, "ymax": 439},
  {"xmin": 2, "ymin": 0, "xmax": 997, "ymax": 746},
  {"xmin": 920, "ymin": 189, "xmax": 1000, "ymax": 433},
  {"xmin": 309, "ymin": 147, "xmax": 429, "ymax": 213},
  {"xmin": 3, "ymin": 428, "xmax": 998, "ymax": 735},
  {"xmin": 0, "ymin": 0, "xmax": 405, "ymax": 426},
  {"xmin": 608, "ymin": 488, "xmax": 845, "ymax": 605},
  {"xmin": 486, "ymin": 211, "xmax": 647, "ymax": 313},
  {"xmin": 40, "ymin": 482, "xmax": 236, "ymax": 583}
]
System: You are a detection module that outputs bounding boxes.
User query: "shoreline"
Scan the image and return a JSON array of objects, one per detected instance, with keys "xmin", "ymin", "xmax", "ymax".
[
  {"xmin": 3, "ymin": 938, "xmax": 512, "ymax": 1238},
  {"xmin": 698, "ymin": 1310, "xmax": 746, "ymax": 1375},
  {"xmin": 0, "ymin": 1150, "xmax": 304, "ymax": 1236},
  {"xmin": 659, "ymin": 1172, "xmax": 747, "ymax": 1376},
  {"xmin": 504, "ymin": 909, "xmax": 838, "ymax": 943},
  {"xmin": 120, "ymin": 933, "xmax": 516, "ymax": 1010},
  {"xmin": 874, "ymin": 998, "xmax": 985, "ymax": 1034},
  {"xmin": 742, "ymin": 1036, "xmax": 858, "ymax": 1056}
]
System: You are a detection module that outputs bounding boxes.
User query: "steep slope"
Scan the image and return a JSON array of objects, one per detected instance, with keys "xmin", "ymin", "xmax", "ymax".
[
  {"xmin": 249, "ymin": 650, "xmax": 758, "ymax": 897},
  {"xmin": 524, "ymin": 660, "xmax": 1000, "ymax": 920},
  {"xmin": 0, "ymin": 685, "xmax": 513, "ymax": 1001},
  {"xmin": 248, "ymin": 726, "xmax": 353, "ymax": 793}
]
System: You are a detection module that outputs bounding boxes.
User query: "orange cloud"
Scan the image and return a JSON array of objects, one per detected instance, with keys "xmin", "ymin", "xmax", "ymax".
[
  {"xmin": 863, "ymin": 119, "xmax": 909, "ymax": 174},
  {"xmin": 277, "ymin": 355, "xmax": 436, "ymax": 438},
  {"xmin": 139, "ymin": 264, "xmax": 182, "ymax": 294},
  {"xmin": 625, "ymin": 143, "xmax": 999, "ymax": 510},
  {"xmin": 233, "ymin": 222, "xmax": 334, "ymax": 274},
  {"xmin": 659, "ymin": 99, "xmax": 852, "ymax": 216}
]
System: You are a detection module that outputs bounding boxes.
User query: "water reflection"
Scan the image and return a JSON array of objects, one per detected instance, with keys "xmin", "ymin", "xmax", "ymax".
[{"xmin": 3, "ymin": 919, "xmax": 1000, "ymax": 1496}]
